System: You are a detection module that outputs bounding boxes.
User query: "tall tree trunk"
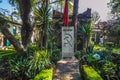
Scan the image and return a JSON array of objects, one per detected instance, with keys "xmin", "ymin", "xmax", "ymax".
[
  {"xmin": 0, "ymin": 24, "xmax": 23, "ymax": 52},
  {"xmin": 18, "ymin": 0, "xmax": 33, "ymax": 50},
  {"xmin": 72, "ymin": 0, "xmax": 79, "ymax": 26},
  {"xmin": 0, "ymin": 0, "xmax": 33, "ymax": 53},
  {"xmin": 72, "ymin": 0, "xmax": 79, "ymax": 50}
]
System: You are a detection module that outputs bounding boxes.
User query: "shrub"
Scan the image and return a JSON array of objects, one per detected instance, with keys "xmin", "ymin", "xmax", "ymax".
[
  {"xmin": 26, "ymin": 50, "xmax": 51, "ymax": 78},
  {"xmin": 34, "ymin": 68, "xmax": 53, "ymax": 80},
  {"xmin": 75, "ymin": 51, "xmax": 81, "ymax": 59},
  {"xmin": 50, "ymin": 49, "xmax": 61, "ymax": 64},
  {"xmin": 82, "ymin": 65, "xmax": 103, "ymax": 80},
  {"xmin": 8, "ymin": 56, "xmax": 29, "ymax": 80},
  {"xmin": 105, "ymin": 42, "xmax": 114, "ymax": 49},
  {"xmin": 8, "ymin": 49, "xmax": 51, "ymax": 79},
  {"xmin": 101, "ymin": 62, "xmax": 116, "ymax": 75}
]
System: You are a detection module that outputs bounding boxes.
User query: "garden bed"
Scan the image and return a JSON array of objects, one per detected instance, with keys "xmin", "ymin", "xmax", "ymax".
[
  {"xmin": 76, "ymin": 44, "xmax": 120, "ymax": 80},
  {"xmin": 34, "ymin": 68, "xmax": 53, "ymax": 80},
  {"xmin": 82, "ymin": 65, "xmax": 103, "ymax": 80}
]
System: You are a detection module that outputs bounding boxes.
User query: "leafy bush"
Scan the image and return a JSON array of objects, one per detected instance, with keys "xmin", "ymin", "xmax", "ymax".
[
  {"xmin": 101, "ymin": 62, "xmax": 116, "ymax": 75},
  {"xmin": 113, "ymin": 47, "xmax": 120, "ymax": 53},
  {"xmin": 75, "ymin": 51, "xmax": 81, "ymax": 59},
  {"xmin": 34, "ymin": 68, "xmax": 53, "ymax": 80},
  {"xmin": 50, "ymin": 49, "xmax": 61, "ymax": 64},
  {"xmin": 82, "ymin": 65, "xmax": 103, "ymax": 80},
  {"xmin": 8, "ymin": 56, "xmax": 29, "ymax": 79},
  {"xmin": 94, "ymin": 45, "xmax": 106, "ymax": 51},
  {"xmin": 96, "ymin": 50, "xmax": 113, "ymax": 64},
  {"xmin": 105, "ymin": 42, "xmax": 114, "ymax": 49},
  {"xmin": 0, "ymin": 50, "xmax": 16, "ymax": 58},
  {"xmin": 8, "ymin": 49, "xmax": 51, "ymax": 79},
  {"xmin": 86, "ymin": 45, "xmax": 94, "ymax": 53},
  {"xmin": 26, "ymin": 50, "xmax": 51, "ymax": 78}
]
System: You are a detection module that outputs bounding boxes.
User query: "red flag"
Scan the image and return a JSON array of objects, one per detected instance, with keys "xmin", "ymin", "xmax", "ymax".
[{"xmin": 63, "ymin": 0, "xmax": 69, "ymax": 26}]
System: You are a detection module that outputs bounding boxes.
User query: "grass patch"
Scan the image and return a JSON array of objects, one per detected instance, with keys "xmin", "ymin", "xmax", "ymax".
[
  {"xmin": 83, "ymin": 65, "xmax": 103, "ymax": 80},
  {"xmin": 34, "ymin": 68, "xmax": 53, "ymax": 80}
]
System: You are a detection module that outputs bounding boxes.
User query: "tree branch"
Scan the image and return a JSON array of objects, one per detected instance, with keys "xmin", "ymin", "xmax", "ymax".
[{"xmin": 0, "ymin": 23, "xmax": 23, "ymax": 53}]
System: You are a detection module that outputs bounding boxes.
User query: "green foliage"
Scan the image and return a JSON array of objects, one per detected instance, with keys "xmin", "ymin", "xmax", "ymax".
[
  {"xmin": 50, "ymin": 49, "xmax": 61, "ymax": 64},
  {"xmin": 0, "ymin": 50, "xmax": 16, "ymax": 58},
  {"xmin": 78, "ymin": 23, "xmax": 91, "ymax": 37},
  {"xmin": 98, "ymin": 50, "xmax": 112, "ymax": 62},
  {"xmin": 75, "ymin": 51, "xmax": 81, "ymax": 59},
  {"xmin": 108, "ymin": 0, "xmax": 120, "ymax": 14},
  {"xmin": 80, "ymin": 44, "xmax": 119, "ymax": 78},
  {"xmin": 77, "ymin": 45, "xmax": 98, "ymax": 65},
  {"xmin": 102, "ymin": 62, "xmax": 116, "ymax": 75},
  {"xmin": 8, "ymin": 49, "xmax": 51, "ymax": 79},
  {"xmin": 86, "ymin": 45, "xmax": 94, "ymax": 53},
  {"xmin": 34, "ymin": 5, "xmax": 52, "ymax": 48},
  {"xmin": 94, "ymin": 44, "xmax": 120, "ymax": 53},
  {"xmin": 113, "ymin": 47, "xmax": 120, "ymax": 53},
  {"xmin": 8, "ymin": 56, "xmax": 29, "ymax": 79},
  {"xmin": 105, "ymin": 42, "xmax": 114, "ymax": 50},
  {"xmin": 83, "ymin": 65, "xmax": 103, "ymax": 80},
  {"xmin": 6, "ymin": 46, "xmax": 15, "ymax": 50},
  {"xmin": 15, "ymin": 35, "xmax": 21, "ymax": 40},
  {"xmin": 27, "ymin": 44, "xmax": 39, "ymax": 55},
  {"xmin": 25, "ymin": 50, "xmax": 51, "ymax": 78},
  {"xmin": 86, "ymin": 54, "xmax": 96, "ymax": 64},
  {"xmin": 77, "ymin": 20, "xmax": 92, "ymax": 49},
  {"xmin": 94, "ymin": 45, "xmax": 106, "ymax": 51},
  {"xmin": 114, "ymin": 21, "xmax": 120, "ymax": 34},
  {"xmin": 34, "ymin": 68, "xmax": 53, "ymax": 80},
  {"xmin": 34, "ymin": 5, "xmax": 51, "ymax": 27}
]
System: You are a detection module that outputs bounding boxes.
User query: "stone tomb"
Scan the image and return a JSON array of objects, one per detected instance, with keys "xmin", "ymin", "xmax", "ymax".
[{"xmin": 62, "ymin": 27, "xmax": 74, "ymax": 58}]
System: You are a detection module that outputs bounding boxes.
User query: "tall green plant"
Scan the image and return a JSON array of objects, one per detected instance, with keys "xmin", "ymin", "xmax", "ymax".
[
  {"xmin": 34, "ymin": 5, "xmax": 51, "ymax": 49},
  {"xmin": 78, "ymin": 23, "xmax": 92, "ymax": 50}
]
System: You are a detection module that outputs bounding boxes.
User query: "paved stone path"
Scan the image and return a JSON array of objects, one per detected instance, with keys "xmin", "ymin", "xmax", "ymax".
[{"xmin": 53, "ymin": 58, "xmax": 81, "ymax": 80}]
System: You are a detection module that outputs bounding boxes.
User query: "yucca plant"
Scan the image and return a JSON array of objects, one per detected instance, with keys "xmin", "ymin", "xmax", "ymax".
[{"xmin": 34, "ymin": 5, "xmax": 51, "ymax": 49}]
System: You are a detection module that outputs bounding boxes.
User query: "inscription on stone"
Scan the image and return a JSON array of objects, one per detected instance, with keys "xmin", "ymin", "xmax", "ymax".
[{"xmin": 62, "ymin": 27, "xmax": 74, "ymax": 58}]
